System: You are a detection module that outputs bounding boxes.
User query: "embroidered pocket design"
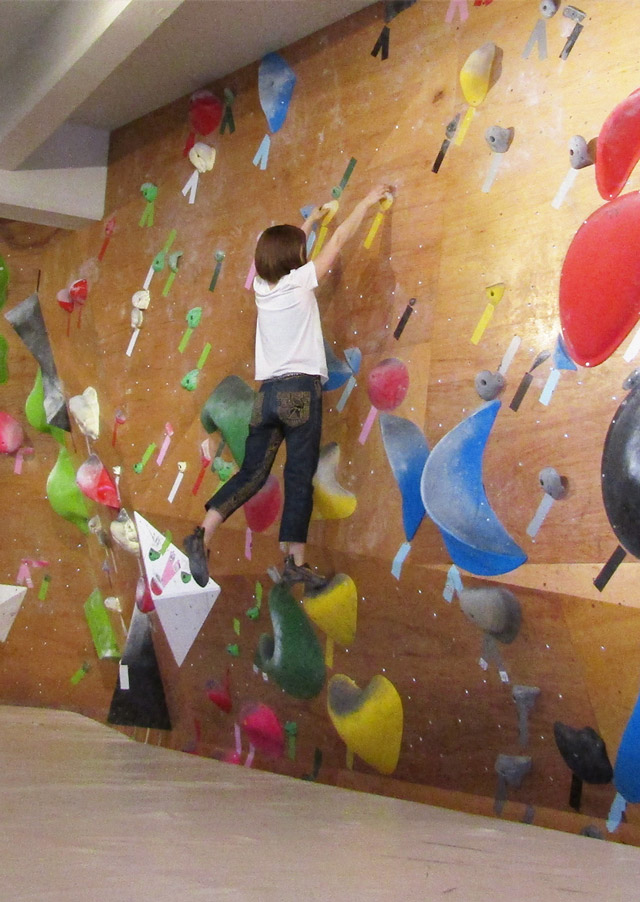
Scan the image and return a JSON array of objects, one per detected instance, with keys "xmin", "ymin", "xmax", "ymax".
[{"xmin": 277, "ymin": 390, "xmax": 311, "ymax": 427}]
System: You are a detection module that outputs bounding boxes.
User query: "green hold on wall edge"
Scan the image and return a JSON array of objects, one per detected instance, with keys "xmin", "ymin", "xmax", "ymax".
[
  {"xmin": 46, "ymin": 444, "xmax": 91, "ymax": 534},
  {"xmin": 25, "ymin": 367, "xmax": 66, "ymax": 443}
]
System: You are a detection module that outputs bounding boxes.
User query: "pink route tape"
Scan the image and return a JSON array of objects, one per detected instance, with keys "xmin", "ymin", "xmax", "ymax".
[
  {"xmin": 446, "ymin": 0, "xmax": 468, "ymax": 22},
  {"xmin": 16, "ymin": 558, "xmax": 49, "ymax": 588},
  {"xmin": 358, "ymin": 405, "xmax": 378, "ymax": 445},
  {"xmin": 245, "ymin": 527, "xmax": 253, "ymax": 560},
  {"xmin": 156, "ymin": 424, "xmax": 174, "ymax": 465},
  {"xmin": 14, "ymin": 447, "xmax": 33, "ymax": 474},
  {"xmin": 244, "ymin": 261, "xmax": 256, "ymax": 291}
]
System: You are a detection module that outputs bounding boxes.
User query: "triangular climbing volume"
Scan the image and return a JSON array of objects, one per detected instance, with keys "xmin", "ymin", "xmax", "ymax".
[
  {"xmin": 134, "ymin": 512, "xmax": 220, "ymax": 666},
  {"xmin": 0, "ymin": 585, "xmax": 27, "ymax": 642},
  {"xmin": 107, "ymin": 605, "xmax": 172, "ymax": 730}
]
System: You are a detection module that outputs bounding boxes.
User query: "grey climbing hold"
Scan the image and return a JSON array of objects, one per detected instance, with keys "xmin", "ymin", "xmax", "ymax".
[
  {"xmin": 475, "ymin": 370, "xmax": 505, "ymax": 401},
  {"xmin": 459, "ymin": 586, "xmax": 522, "ymax": 644},
  {"xmin": 580, "ymin": 825, "xmax": 605, "ymax": 840},
  {"xmin": 622, "ymin": 368, "xmax": 640, "ymax": 391},
  {"xmin": 494, "ymin": 754, "xmax": 532, "ymax": 814},
  {"xmin": 569, "ymin": 135, "xmax": 594, "ymax": 170},
  {"xmin": 485, "ymin": 125, "xmax": 514, "ymax": 154},
  {"xmin": 540, "ymin": 0, "xmax": 559, "ymax": 18},
  {"xmin": 495, "ymin": 753, "xmax": 532, "ymax": 787},
  {"xmin": 539, "ymin": 466, "xmax": 567, "ymax": 500},
  {"xmin": 512, "ymin": 685, "xmax": 541, "ymax": 747}
]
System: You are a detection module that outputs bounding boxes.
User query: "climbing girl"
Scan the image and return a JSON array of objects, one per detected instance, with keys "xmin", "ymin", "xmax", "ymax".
[{"xmin": 184, "ymin": 182, "xmax": 393, "ymax": 588}]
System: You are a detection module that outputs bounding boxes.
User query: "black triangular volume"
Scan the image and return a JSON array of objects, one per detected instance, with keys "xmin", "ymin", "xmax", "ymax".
[
  {"xmin": 384, "ymin": 0, "xmax": 417, "ymax": 23},
  {"xmin": 107, "ymin": 606, "xmax": 171, "ymax": 730}
]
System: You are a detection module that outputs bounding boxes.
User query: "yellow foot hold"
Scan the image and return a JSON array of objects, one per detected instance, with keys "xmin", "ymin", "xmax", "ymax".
[
  {"xmin": 328, "ymin": 673, "xmax": 403, "ymax": 775},
  {"xmin": 312, "ymin": 442, "xmax": 357, "ymax": 520},
  {"xmin": 302, "ymin": 573, "xmax": 357, "ymax": 647},
  {"xmin": 460, "ymin": 42, "xmax": 497, "ymax": 106}
]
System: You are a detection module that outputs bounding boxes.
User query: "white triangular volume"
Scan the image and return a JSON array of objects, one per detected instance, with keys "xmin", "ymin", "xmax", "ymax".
[
  {"xmin": 133, "ymin": 512, "xmax": 220, "ymax": 667},
  {"xmin": 153, "ymin": 589, "xmax": 218, "ymax": 667},
  {"xmin": 0, "ymin": 585, "xmax": 27, "ymax": 642},
  {"xmin": 133, "ymin": 511, "xmax": 217, "ymax": 598}
]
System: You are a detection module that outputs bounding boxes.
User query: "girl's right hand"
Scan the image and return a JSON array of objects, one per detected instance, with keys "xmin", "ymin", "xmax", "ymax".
[{"xmin": 366, "ymin": 183, "xmax": 394, "ymax": 206}]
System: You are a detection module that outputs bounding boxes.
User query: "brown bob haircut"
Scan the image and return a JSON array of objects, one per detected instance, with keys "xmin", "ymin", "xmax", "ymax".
[{"xmin": 254, "ymin": 224, "xmax": 307, "ymax": 284}]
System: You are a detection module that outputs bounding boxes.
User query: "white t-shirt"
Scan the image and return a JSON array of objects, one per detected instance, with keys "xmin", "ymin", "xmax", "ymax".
[{"xmin": 253, "ymin": 260, "xmax": 328, "ymax": 382}]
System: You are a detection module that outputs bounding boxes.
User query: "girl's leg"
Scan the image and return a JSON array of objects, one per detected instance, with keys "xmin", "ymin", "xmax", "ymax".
[
  {"xmin": 184, "ymin": 385, "xmax": 283, "ymax": 585},
  {"xmin": 277, "ymin": 376, "xmax": 325, "ymax": 586}
]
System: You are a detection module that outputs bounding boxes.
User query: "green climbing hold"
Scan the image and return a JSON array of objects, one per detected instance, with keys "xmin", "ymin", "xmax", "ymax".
[
  {"xmin": 141, "ymin": 182, "xmax": 158, "ymax": 202},
  {"xmin": 168, "ymin": 251, "xmax": 183, "ymax": 273},
  {"xmin": 25, "ymin": 368, "xmax": 66, "ymax": 443},
  {"xmin": 186, "ymin": 307, "xmax": 202, "ymax": 328},
  {"xmin": 182, "ymin": 369, "xmax": 200, "ymax": 391},
  {"xmin": 84, "ymin": 588, "xmax": 120, "ymax": 660},
  {"xmin": 46, "ymin": 444, "xmax": 90, "ymax": 534},
  {"xmin": 254, "ymin": 582, "xmax": 325, "ymax": 699},
  {"xmin": 201, "ymin": 375, "xmax": 255, "ymax": 466},
  {"xmin": 212, "ymin": 457, "xmax": 234, "ymax": 482}
]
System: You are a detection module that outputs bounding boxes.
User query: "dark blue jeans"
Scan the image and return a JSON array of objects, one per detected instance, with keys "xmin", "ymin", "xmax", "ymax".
[{"xmin": 205, "ymin": 374, "xmax": 323, "ymax": 543}]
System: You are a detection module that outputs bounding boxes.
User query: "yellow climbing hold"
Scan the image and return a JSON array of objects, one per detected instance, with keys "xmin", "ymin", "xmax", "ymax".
[
  {"xmin": 460, "ymin": 42, "xmax": 496, "ymax": 107},
  {"xmin": 302, "ymin": 573, "xmax": 357, "ymax": 648},
  {"xmin": 485, "ymin": 282, "xmax": 505, "ymax": 304},
  {"xmin": 327, "ymin": 673, "xmax": 403, "ymax": 775},
  {"xmin": 312, "ymin": 442, "xmax": 357, "ymax": 520},
  {"xmin": 311, "ymin": 200, "xmax": 340, "ymax": 259}
]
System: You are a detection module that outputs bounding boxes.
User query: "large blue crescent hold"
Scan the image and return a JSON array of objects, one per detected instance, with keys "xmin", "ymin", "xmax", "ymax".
[
  {"xmin": 258, "ymin": 52, "xmax": 296, "ymax": 134},
  {"xmin": 380, "ymin": 413, "xmax": 429, "ymax": 542},
  {"xmin": 420, "ymin": 401, "xmax": 527, "ymax": 576},
  {"xmin": 614, "ymin": 683, "xmax": 640, "ymax": 803}
]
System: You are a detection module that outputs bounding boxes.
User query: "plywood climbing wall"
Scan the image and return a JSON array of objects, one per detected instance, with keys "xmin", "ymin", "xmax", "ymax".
[{"xmin": 4, "ymin": 0, "xmax": 640, "ymax": 842}]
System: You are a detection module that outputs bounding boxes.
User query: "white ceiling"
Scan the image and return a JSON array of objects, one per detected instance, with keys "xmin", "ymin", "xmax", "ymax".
[{"xmin": 0, "ymin": 0, "xmax": 377, "ymax": 228}]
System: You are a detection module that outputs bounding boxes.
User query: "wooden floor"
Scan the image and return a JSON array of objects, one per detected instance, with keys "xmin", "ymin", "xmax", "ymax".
[{"xmin": 1, "ymin": 705, "xmax": 638, "ymax": 901}]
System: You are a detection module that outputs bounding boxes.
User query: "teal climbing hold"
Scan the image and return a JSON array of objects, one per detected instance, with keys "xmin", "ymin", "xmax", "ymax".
[{"xmin": 201, "ymin": 375, "xmax": 255, "ymax": 466}]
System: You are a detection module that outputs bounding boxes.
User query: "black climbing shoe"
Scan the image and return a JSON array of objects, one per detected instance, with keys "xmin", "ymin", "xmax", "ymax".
[
  {"xmin": 282, "ymin": 555, "xmax": 328, "ymax": 592},
  {"xmin": 183, "ymin": 526, "xmax": 209, "ymax": 587}
]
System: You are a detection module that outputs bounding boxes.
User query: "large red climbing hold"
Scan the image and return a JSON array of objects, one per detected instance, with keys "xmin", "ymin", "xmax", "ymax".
[
  {"xmin": 559, "ymin": 192, "xmax": 640, "ymax": 367},
  {"xmin": 596, "ymin": 87, "xmax": 640, "ymax": 200}
]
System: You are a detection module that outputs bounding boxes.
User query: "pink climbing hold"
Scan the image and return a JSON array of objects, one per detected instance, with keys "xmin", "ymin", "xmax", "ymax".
[
  {"xmin": 366, "ymin": 357, "xmax": 409, "ymax": 411},
  {"xmin": 244, "ymin": 473, "xmax": 281, "ymax": 533},
  {"xmin": 240, "ymin": 702, "xmax": 285, "ymax": 759},
  {"xmin": 207, "ymin": 669, "xmax": 232, "ymax": 713},
  {"xmin": 0, "ymin": 412, "xmax": 24, "ymax": 453},
  {"xmin": 76, "ymin": 454, "xmax": 120, "ymax": 508},
  {"xmin": 135, "ymin": 575, "xmax": 155, "ymax": 613}
]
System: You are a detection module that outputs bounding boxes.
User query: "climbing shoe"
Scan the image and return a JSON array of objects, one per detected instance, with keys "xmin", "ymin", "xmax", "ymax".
[
  {"xmin": 282, "ymin": 555, "xmax": 328, "ymax": 592},
  {"xmin": 183, "ymin": 526, "xmax": 209, "ymax": 587}
]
